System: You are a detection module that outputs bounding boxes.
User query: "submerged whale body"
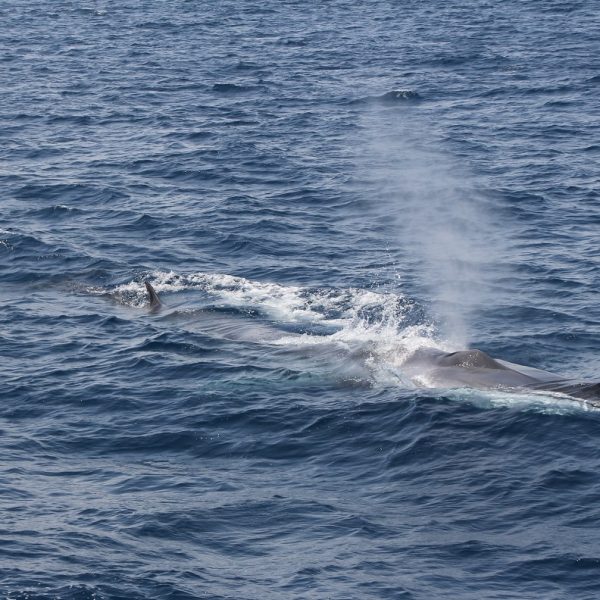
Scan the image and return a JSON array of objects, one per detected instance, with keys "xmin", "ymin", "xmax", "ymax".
[
  {"xmin": 403, "ymin": 348, "xmax": 600, "ymax": 404},
  {"xmin": 143, "ymin": 282, "xmax": 599, "ymax": 405}
]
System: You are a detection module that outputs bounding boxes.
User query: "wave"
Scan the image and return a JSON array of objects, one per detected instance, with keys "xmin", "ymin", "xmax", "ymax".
[
  {"xmin": 350, "ymin": 90, "xmax": 422, "ymax": 106},
  {"xmin": 212, "ymin": 83, "xmax": 265, "ymax": 94}
]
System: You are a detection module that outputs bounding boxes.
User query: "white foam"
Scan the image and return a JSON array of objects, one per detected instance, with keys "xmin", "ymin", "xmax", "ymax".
[
  {"xmin": 102, "ymin": 269, "xmax": 446, "ymax": 350},
  {"xmin": 192, "ymin": 272, "xmax": 452, "ymax": 384}
]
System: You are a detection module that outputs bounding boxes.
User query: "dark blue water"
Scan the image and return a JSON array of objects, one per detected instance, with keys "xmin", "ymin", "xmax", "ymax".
[{"xmin": 2, "ymin": 1, "xmax": 600, "ymax": 598}]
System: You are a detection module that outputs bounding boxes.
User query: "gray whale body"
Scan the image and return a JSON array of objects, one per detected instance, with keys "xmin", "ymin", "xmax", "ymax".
[{"xmin": 404, "ymin": 348, "xmax": 600, "ymax": 404}]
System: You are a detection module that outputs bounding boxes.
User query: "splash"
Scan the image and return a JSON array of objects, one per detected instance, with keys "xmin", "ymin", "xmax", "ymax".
[{"xmin": 92, "ymin": 270, "xmax": 449, "ymax": 384}]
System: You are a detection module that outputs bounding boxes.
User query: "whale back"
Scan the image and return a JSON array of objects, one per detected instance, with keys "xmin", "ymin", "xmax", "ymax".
[
  {"xmin": 402, "ymin": 348, "xmax": 598, "ymax": 404},
  {"xmin": 436, "ymin": 349, "xmax": 507, "ymax": 370},
  {"xmin": 528, "ymin": 380, "xmax": 600, "ymax": 403}
]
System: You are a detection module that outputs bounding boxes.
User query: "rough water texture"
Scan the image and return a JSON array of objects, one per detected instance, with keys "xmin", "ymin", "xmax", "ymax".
[{"xmin": 1, "ymin": 1, "xmax": 599, "ymax": 598}]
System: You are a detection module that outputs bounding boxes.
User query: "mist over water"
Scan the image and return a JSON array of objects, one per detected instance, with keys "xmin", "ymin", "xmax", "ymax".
[{"xmin": 361, "ymin": 110, "xmax": 507, "ymax": 347}]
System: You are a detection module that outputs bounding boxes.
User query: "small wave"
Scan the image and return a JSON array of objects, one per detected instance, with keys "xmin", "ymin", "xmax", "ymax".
[
  {"xmin": 131, "ymin": 213, "xmax": 163, "ymax": 229},
  {"xmin": 544, "ymin": 99, "xmax": 582, "ymax": 108},
  {"xmin": 46, "ymin": 114, "xmax": 95, "ymax": 125},
  {"xmin": 276, "ymin": 37, "xmax": 307, "ymax": 47},
  {"xmin": 233, "ymin": 61, "xmax": 265, "ymax": 72},
  {"xmin": 350, "ymin": 90, "xmax": 422, "ymax": 106},
  {"xmin": 522, "ymin": 84, "xmax": 574, "ymax": 96},
  {"xmin": 14, "ymin": 183, "xmax": 129, "ymax": 205},
  {"xmin": 25, "ymin": 205, "xmax": 84, "ymax": 219},
  {"xmin": 164, "ymin": 130, "xmax": 214, "ymax": 141},
  {"xmin": 212, "ymin": 83, "xmax": 264, "ymax": 94}
]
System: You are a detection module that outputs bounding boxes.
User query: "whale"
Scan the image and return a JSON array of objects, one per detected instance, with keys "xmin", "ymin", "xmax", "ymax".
[
  {"xmin": 143, "ymin": 282, "xmax": 599, "ymax": 404},
  {"xmin": 402, "ymin": 348, "xmax": 600, "ymax": 403}
]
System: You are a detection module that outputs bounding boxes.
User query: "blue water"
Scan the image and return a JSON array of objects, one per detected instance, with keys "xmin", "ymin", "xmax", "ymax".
[{"xmin": 1, "ymin": 1, "xmax": 599, "ymax": 598}]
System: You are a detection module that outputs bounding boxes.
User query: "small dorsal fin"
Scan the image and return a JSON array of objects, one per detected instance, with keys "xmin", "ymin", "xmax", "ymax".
[{"xmin": 144, "ymin": 281, "xmax": 161, "ymax": 309}]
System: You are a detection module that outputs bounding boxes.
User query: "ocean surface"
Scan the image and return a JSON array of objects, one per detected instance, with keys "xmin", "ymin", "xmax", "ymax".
[{"xmin": 1, "ymin": 1, "xmax": 599, "ymax": 598}]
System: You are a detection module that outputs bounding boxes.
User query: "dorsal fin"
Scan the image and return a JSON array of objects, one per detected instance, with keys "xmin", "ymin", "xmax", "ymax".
[{"xmin": 144, "ymin": 281, "xmax": 161, "ymax": 310}]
